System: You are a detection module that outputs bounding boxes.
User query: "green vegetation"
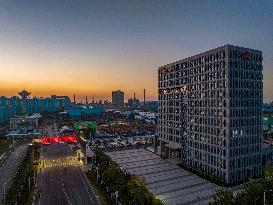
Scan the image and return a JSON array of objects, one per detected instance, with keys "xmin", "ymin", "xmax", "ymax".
[
  {"xmin": 74, "ymin": 121, "xmax": 96, "ymax": 137},
  {"xmin": 32, "ymin": 146, "xmax": 41, "ymax": 174},
  {"xmin": 33, "ymin": 146, "xmax": 41, "ymax": 162},
  {"xmin": 264, "ymin": 164, "xmax": 273, "ymax": 180},
  {"xmin": 0, "ymin": 139, "xmax": 13, "ymax": 156},
  {"xmin": 85, "ymin": 171, "xmax": 113, "ymax": 205},
  {"xmin": 210, "ymin": 179, "xmax": 273, "ymax": 205},
  {"xmin": 5, "ymin": 147, "xmax": 35, "ymax": 205},
  {"xmin": 264, "ymin": 132, "xmax": 273, "ymax": 141},
  {"xmin": 15, "ymin": 112, "xmax": 26, "ymax": 117},
  {"xmin": 95, "ymin": 139, "xmax": 102, "ymax": 146},
  {"xmin": 87, "ymin": 149, "xmax": 163, "ymax": 205}
]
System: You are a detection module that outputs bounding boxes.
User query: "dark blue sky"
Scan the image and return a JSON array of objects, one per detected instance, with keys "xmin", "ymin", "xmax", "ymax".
[{"xmin": 0, "ymin": 0, "xmax": 272, "ymax": 101}]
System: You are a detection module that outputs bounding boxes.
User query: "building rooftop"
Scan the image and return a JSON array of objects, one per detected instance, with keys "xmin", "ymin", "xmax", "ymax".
[
  {"xmin": 159, "ymin": 44, "xmax": 262, "ymax": 70},
  {"xmin": 106, "ymin": 148, "xmax": 219, "ymax": 205}
]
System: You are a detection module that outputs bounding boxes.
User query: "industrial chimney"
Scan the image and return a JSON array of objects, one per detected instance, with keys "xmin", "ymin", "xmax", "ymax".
[{"xmin": 144, "ymin": 89, "xmax": 146, "ymax": 105}]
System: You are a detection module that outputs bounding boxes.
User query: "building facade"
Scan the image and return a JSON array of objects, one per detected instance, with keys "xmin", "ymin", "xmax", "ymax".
[
  {"xmin": 67, "ymin": 106, "xmax": 104, "ymax": 119},
  {"xmin": 112, "ymin": 90, "xmax": 124, "ymax": 108},
  {"xmin": 0, "ymin": 91, "xmax": 71, "ymax": 124},
  {"xmin": 157, "ymin": 45, "xmax": 263, "ymax": 184},
  {"xmin": 10, "ymin": 113, "xmax": 41, "ymax": 130}
]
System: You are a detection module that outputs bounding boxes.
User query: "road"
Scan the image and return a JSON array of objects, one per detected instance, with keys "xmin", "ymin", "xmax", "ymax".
[
  {"xmin": 36, "ymin": 121, "xmax": 99, "ymax": 205},
  {"xmin": 0, "ymin": 143, "xmax": 28, "ymax": 203}
]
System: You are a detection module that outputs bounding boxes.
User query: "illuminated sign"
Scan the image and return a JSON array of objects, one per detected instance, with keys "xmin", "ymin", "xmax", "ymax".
[
  {"xmin": 161, "ymin": 67, "xmax": 169, "ymax": 74},
  {"xmin": 243, "ymin": 51, "xmax": 251, "ymax": 61},
  {"xmin": 40, "ymin": 134, "xmax": 77, "ymax": 144}
]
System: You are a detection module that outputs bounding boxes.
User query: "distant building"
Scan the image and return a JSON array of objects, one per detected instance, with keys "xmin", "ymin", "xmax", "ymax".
[
  {"xmin": 10, "ymin": 113, "xmax": 41, "ymax": 130},
  {"xmin": 157, "ymin": 45, "xmax": 263, "ymax": 184},
  {"xmin": 127, "ymin": 98, "xmax": 140, "ymax": 108},
  {"xmin": 136, "ymin": 111, "xmax": 156, "ymax": 120},
  {"xmin": 127, "ymin": 93, "xmax": 141, "ymax": 109},
  {"xmin": 66, "ymin": 106, "xmax": 104, "ymax": 119},
  {"xmin": 51, "ymin": 95, "xmax": 71, "ymax": 109},
  {"xmin": 18, "ymin": 90, "xmax": 31, "ymax": 113},
  {"xmin": 145, "ymin": 101, "xmax": 158, "ymax": 112},
  {"xmin": 0, "ymin": 91, "xmax": 71, "ymax": 124},
  {"xmin": 112, "ymin": 90, "xmax": 124, "ymax": 108},
  {"xmin": 263, "ymin": 103, "xmax": 273, "ymax": 114},
  {"xmin": 135, "ymin": 111, "xmax": 157, "ymax": 123}
]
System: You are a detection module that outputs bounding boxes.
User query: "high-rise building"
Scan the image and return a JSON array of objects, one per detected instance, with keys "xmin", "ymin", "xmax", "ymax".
[
  {"xmin": 112, "ymin": 90, "xmax": 124, "ymax": 108},
  {"xmin": 157, "ymin": 45, "xmax": 263, "ymax": 184},
  {"xmin": 0, "ymin": 92, "xmax": 71, "ymax": 124},
  {"xmin": 18, "ymin": 90, "xmax": 31, "ymax": 113}
]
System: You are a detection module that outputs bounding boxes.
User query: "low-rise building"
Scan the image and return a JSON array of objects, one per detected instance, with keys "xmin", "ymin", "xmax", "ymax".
[
  {"xmin": 10, "ymin": 113, "xmax": 41, "ymax": 130},
  {"xmin": 135, "ymin": 111, "xmax": 157, "ymax": 123},
  {"xmin": 67, "ymin": 106, "xmax": 104, "ymax": 119}
]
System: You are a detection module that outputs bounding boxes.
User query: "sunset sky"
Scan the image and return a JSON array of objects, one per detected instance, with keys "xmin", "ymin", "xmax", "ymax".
[{"xmin": 0, "ymin": 0, "xmax": 272, "ymax": 102}]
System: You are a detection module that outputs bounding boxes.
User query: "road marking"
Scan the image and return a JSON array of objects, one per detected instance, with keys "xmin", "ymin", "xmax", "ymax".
[
  {"xmin": 79, "ymin": 167, "xmax": 100, "ymax": 204},
  {"xmin": 77, "ymin": 167, "xmax": 98, "ymax": 204},
  {"xmin": 62, "ymin": 188, "xmax": 73, "ymax": 205}
]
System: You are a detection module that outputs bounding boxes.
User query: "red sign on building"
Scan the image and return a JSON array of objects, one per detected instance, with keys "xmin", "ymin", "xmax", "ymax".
[{"xmin": 243, "ymin": 51, "xmax": 251, "ymax": 61}]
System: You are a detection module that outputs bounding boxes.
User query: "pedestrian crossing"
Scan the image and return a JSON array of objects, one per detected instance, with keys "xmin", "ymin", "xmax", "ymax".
[
  {"xmin": 62, "ymin": 188, "xmax": 73, "ymax": 205},
  {"xmin": 44, "ymin": 162, "xmax": 82, "ymax": 168}
]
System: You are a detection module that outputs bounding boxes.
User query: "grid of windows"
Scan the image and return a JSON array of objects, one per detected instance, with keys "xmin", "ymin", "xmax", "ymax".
[{"xmin": 157, "ymin": 45, "xmax": 263, "ymax": 184}]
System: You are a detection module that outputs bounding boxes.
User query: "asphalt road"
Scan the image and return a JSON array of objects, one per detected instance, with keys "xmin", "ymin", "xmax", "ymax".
[
  {"xmin": 36, "ymin": 121, "xmax": 99, "ymax": 205},
  {"xmin": 0, "ymin": 143, "xmax": 28, "ymax": 203}
]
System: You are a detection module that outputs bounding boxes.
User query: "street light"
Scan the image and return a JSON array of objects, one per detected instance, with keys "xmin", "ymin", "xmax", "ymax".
[
  {"xmin": 264, "ymin": 189, "xmax": 273, "ymax": 205},
  {"xmin": 3, "ymin": 182, "xmax": 6, "ymax": 204},
  {"xmin": 29, "ymin": 176, "xmax": 31, "ymax": 191},
  {"xmin": 96, "ymin": 167, "xmax": 99, "ymax": 183},
  {"xmin": 115, "ymin": 191, "xmax": 118, "ymax": 205}
]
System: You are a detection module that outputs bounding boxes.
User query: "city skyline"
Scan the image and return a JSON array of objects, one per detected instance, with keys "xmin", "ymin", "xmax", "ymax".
[{"xmin": 0, "ymin": 0, "xmax": 272, "ymax": 102}]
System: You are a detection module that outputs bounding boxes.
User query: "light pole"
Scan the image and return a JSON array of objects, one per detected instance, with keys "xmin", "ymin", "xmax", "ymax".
[
  {"xmin": 3, "ymin": 182, "xmax": 6, "ymax": 204},
  {"xmin": 264, "ymin": 189, "xmax": 273, "ymax": 205},
  {"xmin": 29, "ymin": 176, "xmax": 31, "ymax": 191},
  {"xmin": 115, "ymin": 191, "xmax": 118, "ymax": 205},
  {"xmin": 264, "ymin": 190, "xmax": 265, "ymax": 205},
  {"xmin": 96, "ymin": 167, "xmax": 99, "ymax": 183}
]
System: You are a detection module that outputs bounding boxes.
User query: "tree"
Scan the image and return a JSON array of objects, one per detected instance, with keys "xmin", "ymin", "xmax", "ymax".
[
  {"xmin": 74, "ymin": 121, "xmax": 96, "ymax": 138},
  {"xmin": 93, "ymin": 149, "xmax": 163, "ymax": 205},
  {"xmin": 210, "ymin": 188, "xmax": 235, "ymax": 205},
  {"xmin": 126, "ymin": 177, "xmax": 149, "ymax": 205},
  {"xmin": 235, "ymin": 182, "xmax": 264, "ymax": 205},
  {"xmin": 264, "ymin": 164, "xmax": 273, "ymax": 179},
  {"xmin": 95, "ymin": 139, "xmax": 102, "ymax": 147}
]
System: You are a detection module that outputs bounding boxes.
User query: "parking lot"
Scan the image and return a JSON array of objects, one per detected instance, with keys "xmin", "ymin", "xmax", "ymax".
[
  {"xmin": 106, "ymin": 148, "xmax": 219, "ymax": 205},
  {"xmin": 90, "ymin": 135, "xmax": 154, "ymax": 149}
]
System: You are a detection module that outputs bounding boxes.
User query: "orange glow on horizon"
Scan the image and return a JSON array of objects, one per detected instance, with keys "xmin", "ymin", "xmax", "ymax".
[
  {"xmin": 0, "ymin": 49, "xmax": 158, "ymax": 101},
  {"xmin": 0, "ymin": 82, "xmax": 157, "ymax": 101}
]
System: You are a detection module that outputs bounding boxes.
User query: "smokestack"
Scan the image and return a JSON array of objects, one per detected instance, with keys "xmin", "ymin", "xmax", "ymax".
[
  {"xmin": 86, "ymin": 96, "xmax": 88, "ymax": 105},
  {"xmin": 144, "ymin": 89, "xmax": 146, "ymax": 105},
  {"xmin": 73, "ymin": 94, "xmax": 76, "ymax": 104},
  {"xmin": 133, "ymin": 93, "xmax": 136, "ymax": 107}
]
